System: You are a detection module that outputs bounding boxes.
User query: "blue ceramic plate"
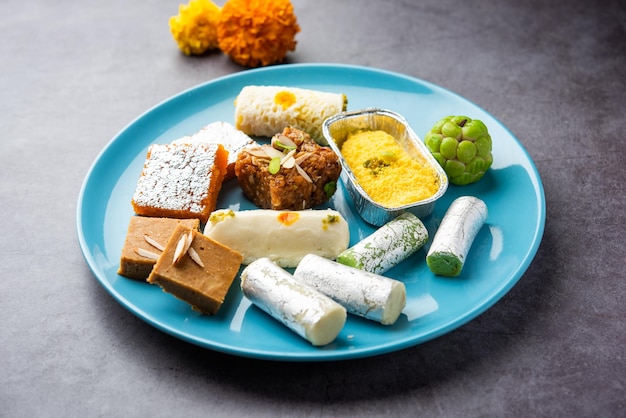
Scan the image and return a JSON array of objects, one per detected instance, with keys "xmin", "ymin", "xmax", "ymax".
[{"xmin": 77, "ymin": 64, "xmax": 545, "ymax": 361}]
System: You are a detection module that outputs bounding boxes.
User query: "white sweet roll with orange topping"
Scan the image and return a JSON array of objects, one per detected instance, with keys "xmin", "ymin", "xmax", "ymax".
[
  {"xmin": 234, "ymin": 85, "xmax": 347, "ymax": 144},
  {"xmin": 241, "ymin": 258, "xmax": 347, "ymax": 346},
  {"xmin": 203, "ymin": 209, "xmax": 350, "ymax": 268},
  {"xmin": 293, "ymin": 254, "xmax": 406, "ymax": 325}
]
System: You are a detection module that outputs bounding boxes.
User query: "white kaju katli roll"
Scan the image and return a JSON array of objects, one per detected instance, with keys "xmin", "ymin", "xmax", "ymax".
[
  {"xmin": 234, "ymin": 85, "xmax": 347, "ymax": 144},
  {"xmin": 426, "ymin": 196, "xmax": 488, "ymax": 277},
  {"xmin": 336, "ymin": 212, "xmax": 429, "ymax": 275},
  {"xmin": 240, "ymin": 258, "xmax": 347, "ymax": 346},
  {"xmin": 293, "ymin": 254, "xmax": 407, "ymax": 325},
  {"xmin": 203, "ymin": 209, "xmax": 350, "ymax": 268}
]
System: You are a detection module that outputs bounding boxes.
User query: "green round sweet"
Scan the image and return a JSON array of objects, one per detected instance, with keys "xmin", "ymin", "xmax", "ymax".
[{"xmin": 424, "ymin": 115, "xmax": 493, "ymax": 185}]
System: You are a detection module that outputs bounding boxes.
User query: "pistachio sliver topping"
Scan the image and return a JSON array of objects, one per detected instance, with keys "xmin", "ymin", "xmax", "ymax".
[{"xmin": 268, "ymin": 157, "xmax": 281, "ymax": 174}]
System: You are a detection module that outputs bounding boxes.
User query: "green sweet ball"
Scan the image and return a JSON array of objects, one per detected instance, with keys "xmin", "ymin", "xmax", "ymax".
[{"xmin": 424, "ymin": 115, "xmax": 493, "ymax": 186}]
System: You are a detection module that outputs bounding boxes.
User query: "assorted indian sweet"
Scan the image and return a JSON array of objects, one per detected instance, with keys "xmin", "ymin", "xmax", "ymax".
[
  {"xmin": 340, "ymin": 129, "xmax": 441, "ymax": 208},
  {"xmin": 234, "ymin": 86, "xmax": 347, "ymax": 144},
  {"xmin": 235, "ymin": 126, "xmax": 342, "ymax": 210},
  {"xmin": 424, "ymin": 115, "xmax": 493, "ymax": 185},
  {"xmin": 171, "ymin": 121, "xmax": 256, "ymax": 181},
  {"xmin": 147, "ymin": 223, "xmax": 243, "ymax": 315},
  {"xmin": 131, "ymin": 142, "xmax": 228, "ymax": 223},
  {"xmin": 117, "ymin": 96, "xmax": 494, "ymax": 346},
  {"xmin": 118, "ymin": 217, "xmax": 200, "ymax": 281},
  {"xmin": 204, "ymin": 209, "xmax": 350, "ymax": 268}
]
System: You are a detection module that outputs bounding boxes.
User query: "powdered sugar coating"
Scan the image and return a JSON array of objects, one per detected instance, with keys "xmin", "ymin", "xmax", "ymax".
[
  {"xmin": 132, "ymin": 143, "xmax": 220, "ymax": 217},
  {"xmin": 172, "ymin": 121, "xmax": 255, "ymax": 170}
]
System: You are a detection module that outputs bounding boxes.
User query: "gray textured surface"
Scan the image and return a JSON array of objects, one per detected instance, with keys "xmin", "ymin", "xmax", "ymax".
[{"xmin": 1, "ymin": 0, "xmax": 624, "ymax": 417}]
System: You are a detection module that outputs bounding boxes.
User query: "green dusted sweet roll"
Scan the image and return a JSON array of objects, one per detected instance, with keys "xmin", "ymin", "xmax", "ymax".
[{"xmin": 336, "ymin": 212, "xmax": 429, "ymax": 275}]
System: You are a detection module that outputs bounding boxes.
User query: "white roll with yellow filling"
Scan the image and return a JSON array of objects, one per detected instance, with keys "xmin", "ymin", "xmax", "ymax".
[
  {"xmin": 203, "ymin": 209, "xmax": 350, "ymax": 267},
  {"xmin": 234, "ymin": 85, "xmax": 347, "ymax": 144}
]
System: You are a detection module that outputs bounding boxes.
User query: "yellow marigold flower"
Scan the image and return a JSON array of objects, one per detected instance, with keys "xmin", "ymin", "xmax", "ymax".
[
  {"xmin": 217, "ymin": 0, "xmax": 300, "ymax": 68},
  {"xmin": 169, "ymin": 0, "xmax": 222, "ymax": 56}
]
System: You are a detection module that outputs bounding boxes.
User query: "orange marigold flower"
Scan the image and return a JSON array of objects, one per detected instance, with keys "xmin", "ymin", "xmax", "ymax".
[
  {"xmin": 217, "ymin": 0, "xmax": 300, "ymax": 68},
  {"xmin": 169, "ymin": 0, "xmax": 222, "ymax": 56}
]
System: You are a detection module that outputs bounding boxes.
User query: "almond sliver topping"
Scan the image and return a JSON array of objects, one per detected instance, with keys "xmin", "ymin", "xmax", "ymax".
[
  {"xmin": 173, "ymin": 232, "xmax": 193, "ymax": 265},
  {"xmin": 187, "ymin": 247, "xmax": 205, "ymax": 268},
  {"xmin": 135, "ymin": 247, "xmax": 160, "ymax": 260},
  {"xmin": 144, "ymin": 235, "xmax": 165, "ymax": 251},
  {"xmin": 295, "ymin": 162, "xmax": 313, "ymax": 183},
  {"xmin": 282, "ymin": 156, "xmax": 295, "ymax": 169},
  {"xmin": 247, "ymin": 148, "xmax": 270, "ymax": 158},
  {"xmin": 295, "ymin": 152, "xmax": 311, "ymax": 165},
  {"xmin": 261, "ymin": 144, "xmax": 284, "ymax": 159},
  {"xmin": 272, "ymin": 134, "xmax": 298, "ymax": 151},
  {"xmin": 280, "ymin": 149, "xmax": 296, "ymax": 164}
]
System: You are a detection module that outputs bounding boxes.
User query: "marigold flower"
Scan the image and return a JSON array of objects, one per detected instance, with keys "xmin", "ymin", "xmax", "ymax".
[
  {"xmin": 217, "ymin": 0, "xmax": 300, "ymax": 68},
  {"xmin": 169, "ymin": 0, "xmax": 222, "ymax": 56}
]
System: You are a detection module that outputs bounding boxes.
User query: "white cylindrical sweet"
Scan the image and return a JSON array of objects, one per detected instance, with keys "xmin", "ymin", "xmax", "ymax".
[
  {"xmin": 336, "ymin": 212, "xmax": 429, "ymax": 275},
  {"xmin": 426, "ymin": 196, "xmax": 488, "ymax": 277},
  {"xmin": 204, "ymin": 209, "xmax": 350, "ymax": 268},
  {"xmin": 240, "ymin": 258, "xmax": 347, "ymax": 346},
  {"xmin": 293, "ymin": 254, "xmax": 406, "ymax": 325}
]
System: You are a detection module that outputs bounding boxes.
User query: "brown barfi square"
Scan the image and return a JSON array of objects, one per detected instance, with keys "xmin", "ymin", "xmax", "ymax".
[
  {"xmin": 131, "ymin": 142, "xmax": 228, "ymax": 223},
  {"xmin": 118, "ymin": 216, "xmax": 200, "ymax": 281},
  {"xmin": 147, "ymin": 224, "xmax": 243, "ymax": 315}
]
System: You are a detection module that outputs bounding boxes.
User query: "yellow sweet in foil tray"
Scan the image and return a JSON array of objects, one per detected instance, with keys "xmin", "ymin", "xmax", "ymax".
[{"xmin": 341, "ymin": 130, "xmax": 441, "ymax": 208}]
